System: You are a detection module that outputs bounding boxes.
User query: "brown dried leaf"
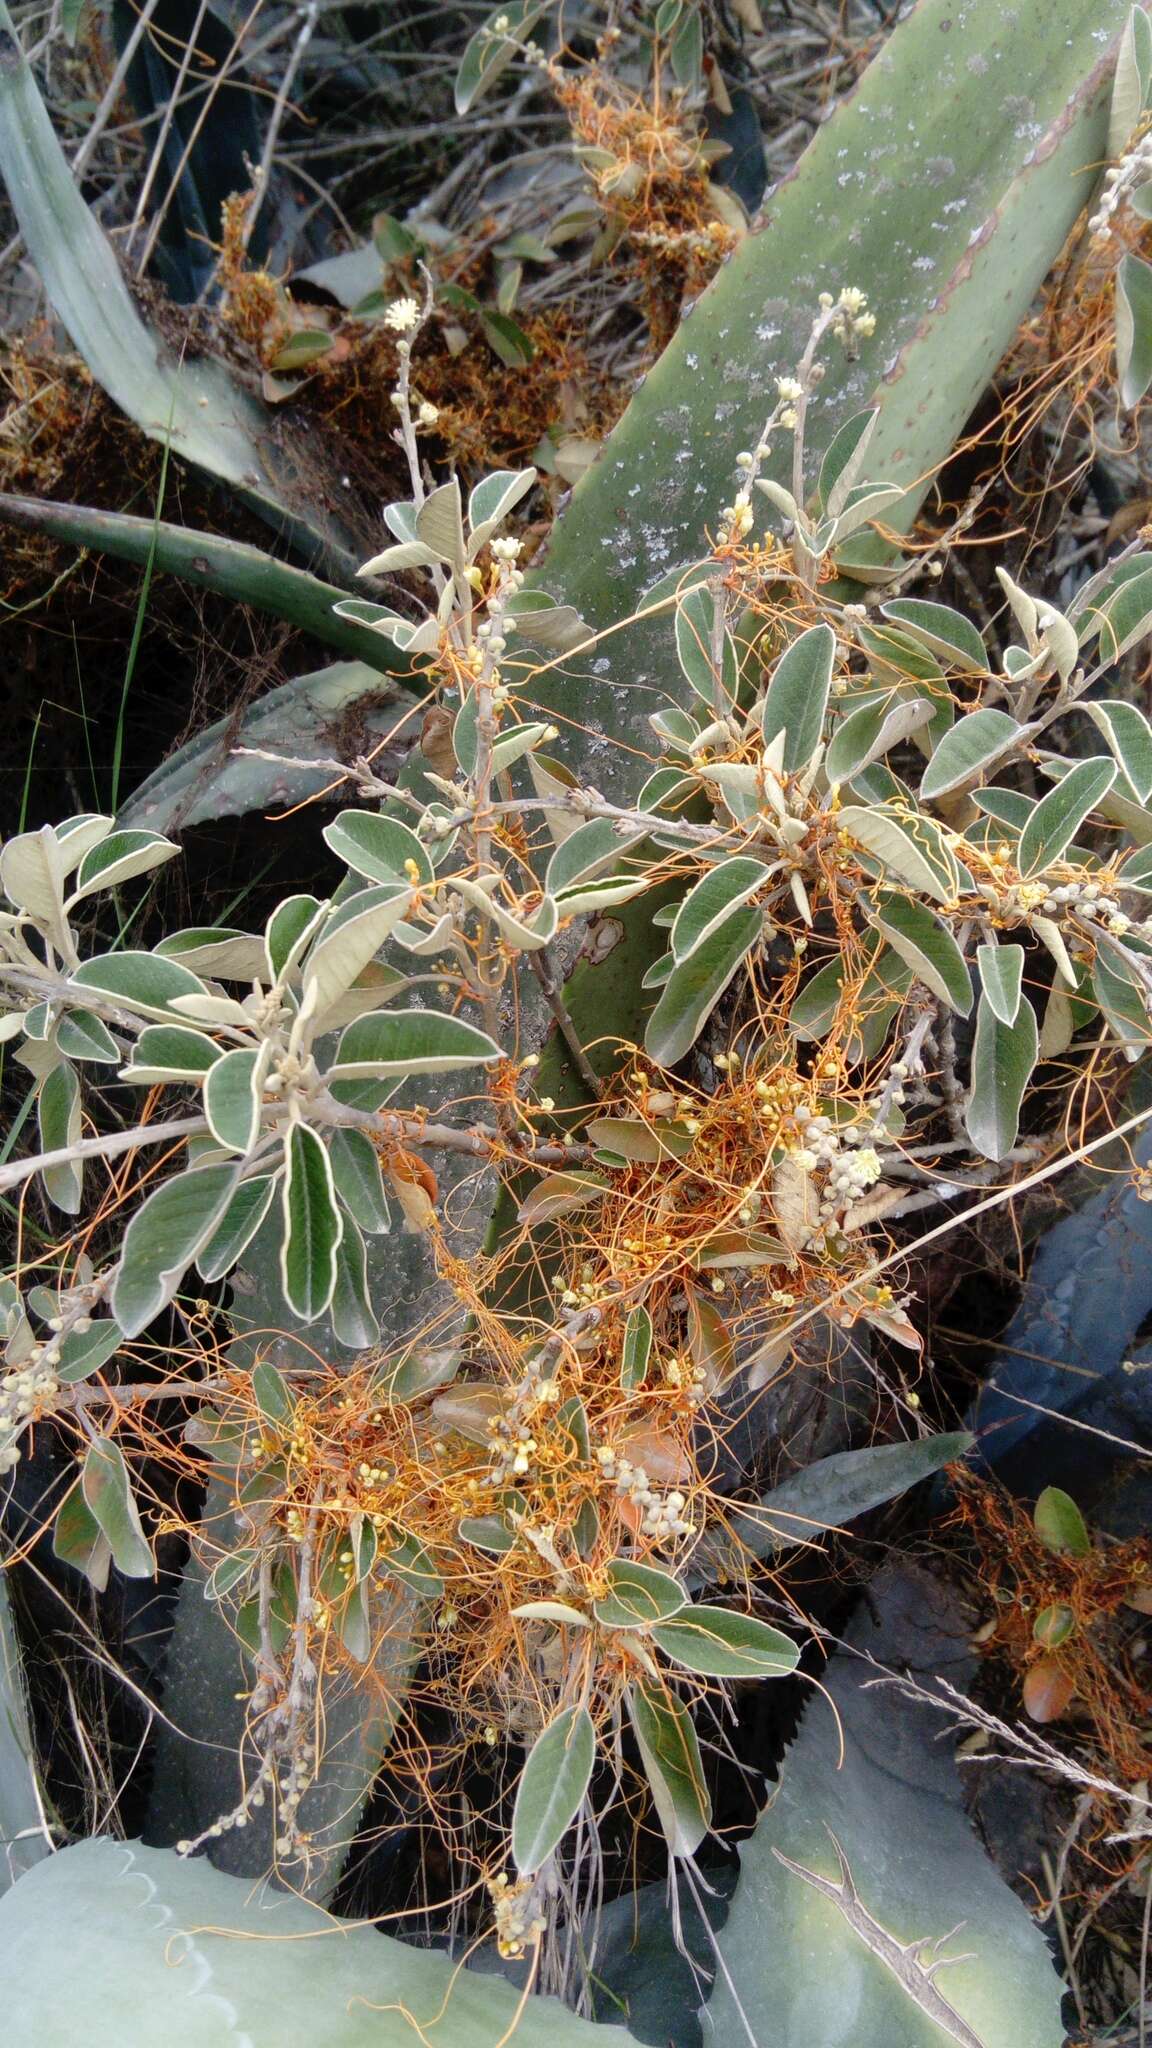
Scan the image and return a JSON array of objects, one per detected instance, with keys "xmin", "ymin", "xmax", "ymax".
[{"xmin": 1022, "ymin": 1658, "xmax": 1076, "ymax": 1724}]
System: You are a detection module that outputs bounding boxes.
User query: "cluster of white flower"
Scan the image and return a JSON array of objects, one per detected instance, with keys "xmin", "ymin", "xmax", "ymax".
[
  {"xmin": 0, "ymin": 1355, "xmax": 61, "ymax": 1472},
  {"xmin": 593, "ymin": 1445, "xmax": 694, "ymax": 1540},
  {"xmin": 631, "ymin": 223, "xmax": 733, "ymax": 256},
  {"xmin": 661, "ymin": 1353, "xmax": 707, "ymax": 1409},
  {"xmin": 490, "ymin": 535, "xmax": 523, "ymax": 564},
  {"xmin": 773, "ymin": 373, "xmax": 804, "ymax": 430},
  {"xmin": 789, "ymin": 1109, "xmax": 885, "ymax": 1221},
  {"xmin": 821, "ymin": 284, "xmax": 876, "ymax": 349},
  {"xmin": 176, "ymin": 1735, "xmax": 315, "ymax": 1856},
  {"xmin": 822, "ymin": 1144, "xmax": 883, "ymax": 1213},
  {"xmin": 1089, "ymin": 133, "xmax": 1152, "ymax": 237},
  {"xmin": 383, "ymin": 296, "xmax": 421, "ymax": 336},
  {"xmin": 489, "ymin": 1411, "xmax": 540, "ymax": 1480},
  {"xmin": 489, "ymin": 1871, "xmax": 548, "ymax": 1958},
  {"xmin": 717, "ymin": 488, "xmax": 754, "ymax": 544},
  {"xmin": 976, "ymin": 872, "xmax": 1142, "ymax": 935}
]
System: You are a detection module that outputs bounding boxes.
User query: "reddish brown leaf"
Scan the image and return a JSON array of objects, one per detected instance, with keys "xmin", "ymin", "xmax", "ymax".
[{"xmin": 1022, "ymin": 1658, "xmax": 1075, "ymax": 1724}]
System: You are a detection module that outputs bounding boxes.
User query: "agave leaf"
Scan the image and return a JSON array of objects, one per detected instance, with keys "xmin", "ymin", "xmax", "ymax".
[
  {"xmin": 0, "ymin": 14, "xmax": 355, "ymax": 566},
  {"xmin": 0, "ymin": 1570, "xmax": 48, "ymax": 1892},
  {"xmin": 0, "ymin": 498, "xmax": 407, "ymax": 676},
  {"xmin": 704, "ymin": 1566, "xmax": 1064, "ymax": 2047},
  {"xmin": 524, "ymin": 0, "xmax": 1127, "ymax": 773},
  {"xmin": 121, "ymin": 664, "xmax": 419, "ymax": 833},
  {"xmin": 0, "ymin": 1839, "xmax": 623, "ymax": 2044}
]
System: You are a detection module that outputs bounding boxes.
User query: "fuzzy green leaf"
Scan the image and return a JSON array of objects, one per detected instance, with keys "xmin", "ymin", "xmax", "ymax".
[
  {"xmin": 964, "ymin": 993, "xmax": 1038, "ymax": 1161},
  {"xmin": 759, "ymin": 625, "xmax": 836, "ymax": 773},
  {"xmin": 671, "ymin": 858, "xmax": 771, "ymax": 964},
  {"xmin": 920, "ymin": 709, "xmax": 1023, "ymax": 802},
  {"xmin": 512, "ymin": 1705, "xmax": 596, "ymax": 1875},
  {"xmin": 976, "ymin": 942, "xmax": 1025, "ymax": 1028},
  {"xmin": 621, "ymin": 1303, "xmax": 653, "ymax": 1389},
  {"xmin": 864, "ymin": 892, "xmax": 971, "ymax": 1015},
  {"xmin": 81, "ymin": 1438, "xmax": 154, "ymax": 1579},
  {"xmin": 880, "ymin": 599, "xmax": 987, "ymax": 674},
  {"xmin": 1116, "ymin": 250, "xmax": 1152, "ymax": 408},
  {"xmin": 122, "ymin": 1024, "xmax": 222, "ymax": 1084},
  {"xmin": 651, "ymin": 1606, "xmax": 798, "ymax": 1679},
  {"xmin": 196, "ymin": 1176, "xmax": 277, "ymax": 1284},
  {"xmin": 68, "ymin": 951, "xmax": 210, "ymax": 1024},
  {"xmin": 331, "ymin": 1218, "xmax": 381, "ymax": 1351},
  {"xmin": 37, "ymin": 1060, "xmax": 82, "ymax": 1213},
  {"xmin": 68, "ymin": 829, "xmax": 178, "ymax": 903},
  {"xmin": 837, "ymin": 808, "xmax": 953, "ymax": 903},
  {"xmin": 202, "ymin": 1047, "xmax": 263, "ymax": 1156},
  {"xmin": 1085, "ymin": 699, "xmax": 1152, "ymax": 803},
  {"xmin": 327, "ymin": 1128, "xmax": 391, "ymax": 1234},
  {"xmin": 280, "ymin": 1125, "xmax": 344, "ymax": 1324},
  {"xmin": 55, "ymin": 1320, "xmax": 124, "ymax": 1385},
  {"xmin": 330, "ymin": 1010, "xmax": 502, "ymax": 1080},
  {"xmin": 1016, "ymin": 757, "xmax": 1116, "ymax": 878},
  {"xmin": 675, "ymin": 583, "xmax": 738, "ymax": 708},
  {"xmin": 627, "ymin": 1684, "xmax": 709, "ymax": 1858},
  {"xmin": 54, "ymin": 1010, "xmax": 119, "ymax": 1064},
  {"xmin": 302, "ymin": 885, "xmax": 414, "ymax": 1018},
  {"xmin": 644, "ymin": 904, "xmax": 761, "ymax": 1066},
  {"xmin": 113, "ymin": 1165, "xmax": 239, "ymax": 1337},
  {"xmin": 825, "ymin": 696, "xmax": 934, "ymax": 785},
  {"xmin": 592, "ymin": 1560, "xmax": 687, "ymax": 1631}
]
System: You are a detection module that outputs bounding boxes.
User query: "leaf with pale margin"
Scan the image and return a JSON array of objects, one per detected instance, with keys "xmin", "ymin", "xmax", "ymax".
[
  {"xmin": 68, "ymin": 951, "xmax": 210, "ymax": 1024},
  {"xmin": 621, "ymin": 1303, "xmax": 653, "ymax": 1389},
  {"xmin": 837, "ymin": 808, "xmax": 952, "ymax": 903},
  {"xmin": 280, "ymin": 1124, "xmax": 344, "ymax": 1323},
  {"xmin": 592, "ymin": 1560, "xmax": 686, "ymax": 1630},
  {"xmin": 1116, "ymin": 251, "xmax": 1152, "ymax": 408},
  {"xmin": 67, "ymin": 830, "xmax": 177, "ymax": 904},
  {"xmin": 759, "ymin": 625, "xmax": 835, "ymax": 773},
  {"xmin": 81, "ymin": 1439, "xmax": 153, "ymax": 1578},
  {"xmin": 330, "ymin": 1010, "xmax": 502, "ymax": 1080},
  {"xmin": 880, "ymin": 599, "xmax": 987, "ymax": 674},
  {"xmin": 644, "ymin": 904, "xmax": 762, "ymax": 1066},
  {"xmin": 651, "ymin": 1607, "xmax": 798, "ymax": 1679},
  {"xmin": 920, "ymin": 708, "xmax": 1024, "ymax": 801},
  {"xmin": 327, "ymin": 1128, "xmax": 391, "ymax": 1234},
  {"xmin": 203, "ymin": 1047, "xmax": 263, "ymax": 1155},
  {"xmin": 1085, "ymin": 699, "xmax": 1152, "ymax": 803},
  {"xmin": 1109, "ymin": 4, "xmax": 1152, "ymax": 156},
  {"xmin": 819, "ymin": 407, "xmax": 879, "ymax": 517},
  {"xmin": 512, "ymin": 1705, "xmax": 596, "ymax": 1875},
  {"xmin": 976, "ymin": 942, "xmax": 1025, "ymax": 1028},
  {"xmin": 965, "ymin": 993, "xmax": 1038, "ymax": 1160},
  {"xmin": 864, "ymin": 893, "xmax": 971, "ymax": 1015},
  {"xmin": 113, "ymin": 1165, "xmax": 239, "ymax": 1336},
  {"xmin": 627, "ymin": 1684, "xmax": 709, "ymax": 1858},
  {"xmin": 322, "ymin": 812, "xmax": 433, "ymax": 888},
  {"xmin": 37, "ymin": 1060, "xmax": 81, "ymax": 1213},
  {"xmin": 671, "ymin": 858, "xmax": 771, "ymax": 963},
  {"xmin": 196, "ymin": 1177, "xmax": 277, "ymax": 1284},
  {"xmin": 825, "ymin": 696, "xmax": 934, "ymax": 784},
  {"xmin": 1016, "ymin": 756, "xmax": 1115, "ymax": 877}
]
